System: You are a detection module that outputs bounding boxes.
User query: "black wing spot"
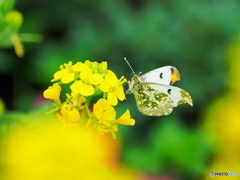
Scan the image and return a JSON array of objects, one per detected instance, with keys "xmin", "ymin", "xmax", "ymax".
[
  {"xmin": 167, "ymin": 89, "xmax": 171, "ymax": 94},
  {"xmin": 159, "ymin": 72, "xmax": 163, "ymax": 79}
]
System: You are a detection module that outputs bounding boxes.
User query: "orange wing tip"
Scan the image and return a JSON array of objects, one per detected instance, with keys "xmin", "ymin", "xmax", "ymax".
[{"xmin": 170, "ymin": 67, "xmax": 180, "ymax": 85}]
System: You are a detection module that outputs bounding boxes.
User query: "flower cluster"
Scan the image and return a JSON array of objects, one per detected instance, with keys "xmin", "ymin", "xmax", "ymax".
[{"xmin": 43, "ymin": 60, "xmax": 135, "ymax": 138}]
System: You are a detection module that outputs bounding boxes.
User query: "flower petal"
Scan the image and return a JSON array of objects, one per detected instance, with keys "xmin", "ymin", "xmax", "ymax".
[
  {"xmin": 89, "ymin": 73, "xmax": 103, "ymax": 85},
  {"xmin": 79, "ymin": 84, "xmax": 95, "ymax": 96},
  {"xmin": 117, "ymin": 109, "xmax": 135, "ymax": 125},
  {"xmin": 103, "ymin": 106, "xmax": 116, "ymax": 120},
  {"xmin": 43, "ymin": 83, "xmax": 61, "ymax": 102},
  {"xmin": 51, "ymin": 69, "xmax": 67, "ymax": 82},
  {"xmin": 115, "ymin": 86, "xmax": 126, "ymax": 101},
  {"xmin": 61, "ymin": 73, "xmax": 74, "ymax": 83},
  {"xmin": 72, "ymin": 62, "xmax": 83, "ymax": 72},
  {"xmin": 105, "ymin": 70, "xmax": 118, "ymax": 86},
  {"xmin": 70, "ymin": 81, "xmax": 94, "ymax": 96},
  {"xmin": 70, "ymin": 81, "xmax": 82, "ymax": 93},
  {"xmin": 80, "ymin": 66, "xmax": 92, "ymax": 82},
  {"xmin": 99, "ymin": 80, "xmax": 111, "ymax": 92},
  {"xmin": 93, "ymin": 99, "xmax": 116, "ymax": 120},
  {"xmin": 107, "ymin": 92, "xmax": 118, "ymax": 106},
  {"xmin": 67, "ymin": 108, "xmax": 80, "ymax": 122}
]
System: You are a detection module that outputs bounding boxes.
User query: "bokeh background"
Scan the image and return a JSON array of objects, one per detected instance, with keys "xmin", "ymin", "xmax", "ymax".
[{"xmin": 1, "ymin": 0, "xmax": 240, "ymax": 179}]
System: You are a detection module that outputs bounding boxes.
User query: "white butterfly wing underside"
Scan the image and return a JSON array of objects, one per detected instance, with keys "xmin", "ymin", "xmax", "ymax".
[
  {"xmin": 140, "ymin": 66, "xmax": 179, "ymax": 85},
  {"xmin": 132, "ymin": 82, "xmax": 192, "ymax": 116}
]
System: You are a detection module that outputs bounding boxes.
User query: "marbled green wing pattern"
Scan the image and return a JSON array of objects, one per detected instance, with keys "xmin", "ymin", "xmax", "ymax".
[{"xmin": 132, "ymin": 82, "xmax": 193, "ymax": 116}]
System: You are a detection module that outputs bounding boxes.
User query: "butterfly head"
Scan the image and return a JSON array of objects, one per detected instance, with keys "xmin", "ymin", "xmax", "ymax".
[{"xmin": 126, "ymin": 74, "xmax": 141, "ymax": 94}]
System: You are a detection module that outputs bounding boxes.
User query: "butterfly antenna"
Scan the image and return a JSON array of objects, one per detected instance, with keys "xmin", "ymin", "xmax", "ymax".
[{"xmin": 124, "ymin": 57, "xmax": 136, "ymax": 75}]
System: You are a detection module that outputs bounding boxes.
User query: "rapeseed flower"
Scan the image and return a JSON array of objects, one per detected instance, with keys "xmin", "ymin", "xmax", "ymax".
[
  {"xmin": 100, "ymin": 70, "xmax": 126, "ymax": 106},
  {"xmin": 51, "ymin": 61, "xmax": 75, "ymax": 83},
  {"xmin": 43, "ymin": 60, "xmax": 135, "ymax": 138},
  {"xmin": 57, "ymin": 103, "xmax": 80, "ymax": 127},
  {"xmin": 43, "ymin": 83, "xmax": 61, "ymax": 103},
  {"xmin": 92, "ymin": 99, "xmax": 135, "ymax": 138}
]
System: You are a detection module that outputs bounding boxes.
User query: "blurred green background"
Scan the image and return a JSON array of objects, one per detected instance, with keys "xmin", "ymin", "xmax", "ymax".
[{"xmin": 1, "ymin": 0, "xmax": 240, "ymax": 179}]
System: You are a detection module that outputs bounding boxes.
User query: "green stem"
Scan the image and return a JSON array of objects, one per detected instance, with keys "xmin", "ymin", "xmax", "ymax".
[
  {"xmin": 85, "ymin": 118, "xmax": 92, "ymax": 128},
  {"xmin": 19, "ymin": 33, "xmax": 43, "ymax": 42},
  {"xmin": 103, "ymin": 92, "xmax": 107, "ymax": 99},
  {"xmin": 110, "ymin": 129, "xmax": 116, "ymax": 139},
  {"xmin": 81, "ymin": 96, "xmax": 92, "ymax": 121},
  {"xmin": 45, "ymin": 107, "xmax": 60, "ymax": 114}
]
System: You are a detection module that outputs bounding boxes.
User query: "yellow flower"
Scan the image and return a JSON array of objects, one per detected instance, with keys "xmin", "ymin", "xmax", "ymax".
[
  {"xmin": 72, "ymin": 62, "xmax": 85, "ymax": 71},
  {"xmin": 100, "ymin": 70, "xmax": 127, "ymax": 106},
  {"xmin": 70, "ymin": 92, "xmax": 86, "ymax": 106},
  {"xmin": 93, "ymin": 99, "xmax": 117, "ymax": 135},
  {"xmin": 44, "ymin": 60, "xmax": 135, "ymax": 137},
  {"xmin": 43, "ymin": 83, "xmax": 61, "ymax": 102},
  {"xmin": 89, "ymin": 73, "xmax": 103, "ymax": 85},
  {"xmin": 70, "ymin": 80, "xmax": 95, "ymax": 96},
  {"xmin": 79, "ymin": 65, "xmax": 93, "ymax": 82},
  {"xmin": 57, "ymin": 103, "xmax": 80, "ymax": 127},
  {"xmin": 117, "ymin": 109, "xmax": 135, "ymax": 126},
  {"xmin": 94, "ymin": 99, "xmax": 116, "ymax": 122},
  {"xmin": 92, "ymin": 99, "xmax": 135, "ymax": 137},
  {"xmin": 68, "ymin": 62, "xmax": 105, "ymax": 97},
  {"xmin": 51, "ymin": 61, "xmax": 75, "ymax": 83}
]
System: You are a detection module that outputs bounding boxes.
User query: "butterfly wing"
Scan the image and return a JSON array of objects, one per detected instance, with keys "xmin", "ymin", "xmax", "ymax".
[
  {"xmin": 140, "ymin": 66, "xmax": 180, "ymax": 85},
  {"xmin": 132, "ymin": 82, "xmax": 192, "ymax": 116}
]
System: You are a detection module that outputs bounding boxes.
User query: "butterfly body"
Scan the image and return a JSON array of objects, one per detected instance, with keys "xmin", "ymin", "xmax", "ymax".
[{"xmin": 127, "ymin": 65, "xmax": 192, "ymax": 116}]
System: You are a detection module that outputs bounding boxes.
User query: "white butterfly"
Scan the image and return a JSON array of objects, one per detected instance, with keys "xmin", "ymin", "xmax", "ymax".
[{"xmin": 125, "ymin": 58, "xmax": 193, "ymax": 116}]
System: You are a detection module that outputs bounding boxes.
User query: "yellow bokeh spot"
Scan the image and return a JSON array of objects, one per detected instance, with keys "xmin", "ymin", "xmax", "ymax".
[
  {"xmin": 1, "ymin": 123, "xmax": 121, "ymax": 180},
  {"xmin": 6, "ymin": 10, "xmax": 23, "ymax": 27}
]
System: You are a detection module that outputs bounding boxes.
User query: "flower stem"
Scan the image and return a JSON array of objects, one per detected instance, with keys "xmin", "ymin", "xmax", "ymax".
[{"xmin": 81, "ymin": 96, "xmax": 92, "ymax": 121}]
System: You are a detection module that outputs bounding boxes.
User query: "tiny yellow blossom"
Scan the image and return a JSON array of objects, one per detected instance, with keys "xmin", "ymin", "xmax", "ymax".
[
  {"xmin": 79, "ymin": 65, "xmax": 92, "ymax": 82},
  {"xmin": 100, "ymin": 70, "xmax": 127, "ymax": 106},
  {"xmin": 92, "ymin": 99, "xmax": 135, "ymax": 137},
  {"xmin": 93, "ymin": 99, "xmax": 118, "ymax": 135},
  {"xmin": 94, "ymin": 99, "xmax": 116, "ymax": 121},
  {"xmin": 70, "ymin": 80, "xmax": 95, "ymax": 96},
  {"xmin": 51, "ymin": 61, "xmax": 75, "ymax": 83},
  {"xmin": 70, "ymin": 92, "xmax": 86, "ymax": 106},
  {"xmin": 57, "ymin": 103, "xmax": 80, "ymax": 127},
  {"xmin": 89, "ymin": 73, "xmax": 103, "ymax": 85},
  {"xmin": 117, "ymin": 109, "xmax": 135, "ymax": 126},
  {"xmin": 43, "ymin": 83, "xmax": 61, "ymax": 102},
  {"xmin": 72, "ymin": 62, "xmax": 84, "ymax": 71}
]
